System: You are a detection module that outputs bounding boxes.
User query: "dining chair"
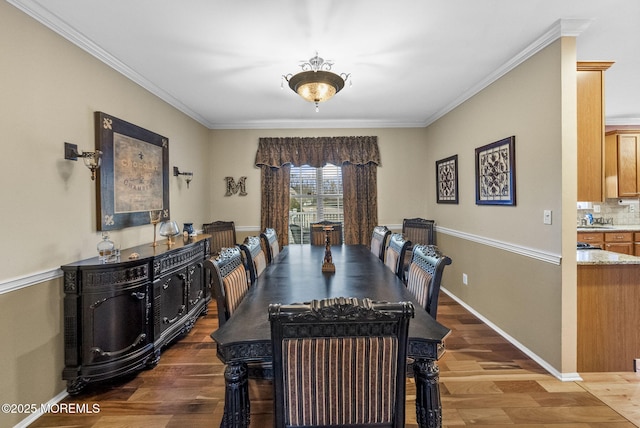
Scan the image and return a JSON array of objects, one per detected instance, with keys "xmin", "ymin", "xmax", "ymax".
[
  {"xmin": 239, "ymin": 236, "xmax": 267, "ymax": 284},
  {"xmin": 260, "ymin": 227, "xmax": 280, "ymax": 263},
  {"xmin": 269, "ymin": 297, "xmax": 414, "ymax": 428},
  {"xmin": 310, "ymin": 220, "xmax": 343, "ymax": 246},
  {"xmin": 402, "ymin": 218, "xmax": 435, "ymax": 246},
  {"xmin": 384, "ymin": 233, "xmax": 411, "ymax": 279},
  {"xmin": 402, "ymin": 218, "xmax": 435, "ymax": 278},
  {"xmin": 202, "ymin": 220, "xmax": 237, "ymax": 256},
  {"xmin": 406, "ymin": 244, "xmax": 452, "ymax": 319},
  {"xmin": 203, "ymin": 246, "xmax": 248, "ymax": 327},
  {"xmin": 370, "ymin": 225, "xmax": 391, "ymax": 261}
]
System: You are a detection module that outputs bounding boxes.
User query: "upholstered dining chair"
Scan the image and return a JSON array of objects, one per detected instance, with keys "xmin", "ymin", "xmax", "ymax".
[
  {"xmin": 310, "ymin": 220, "xmax": 343, "ymax": 246},
  {"xmin": 406, "ymin": 244, "xmax": 452, "ymax": 319},
  {"xmin": 239, "ymin": 236, "xmax": 267, "ymax": 284},
  {"xmin": 202, "ymin": 220, "xmax": 237, "ymax": 256},
  {"xmin": 402, "ymin": 218, "xmax": 435, "ymax": 277},
  {"xmin": 370, "ymin": 225, "xmax": 391, "ymax": 261},
  {"xmin": 203, "ymin": 246, "xmax": 248, "ymax": 327},
  {"xmin": 260, "ymin": 227, "xmax": 280, "ymax": 263},
  {"xmin": 268, "ymin": 297, "xmax": 414, "ymax": 428},
  {"xmin": 402, "ymin": 218, "xmax": 435, "ymax": 246},
  {"xmin": 384, "ymin": 233, "xmax": 412, "ymax": 279}
]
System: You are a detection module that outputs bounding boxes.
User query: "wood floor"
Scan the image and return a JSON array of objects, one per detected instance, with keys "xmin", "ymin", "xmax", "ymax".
[{"xmin": 30, "ymin": 293, "xmax": 640, "ymax": 428}]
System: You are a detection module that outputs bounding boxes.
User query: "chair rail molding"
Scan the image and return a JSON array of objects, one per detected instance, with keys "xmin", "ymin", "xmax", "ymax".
[
  {"xmin": 0, "ymin": 268, "xmax": 63, "ymax": 295},
  {"xmin": 437, "ymin": 226, "xmax": 562, "ymax": 265}
]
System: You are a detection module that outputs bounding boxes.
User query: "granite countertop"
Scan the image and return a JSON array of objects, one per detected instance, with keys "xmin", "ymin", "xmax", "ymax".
[
  {"xmin": 577, "ymin": 249, "xmax": 640, "ymax": 265},
  {"xmin": 577, "ymin": 225, "xmax": 640, "ymax": 232}
]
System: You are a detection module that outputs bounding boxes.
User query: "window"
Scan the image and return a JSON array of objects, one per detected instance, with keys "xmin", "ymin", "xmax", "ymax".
[{"xmin": 289, "ymin": 164, "xmax": 343, "ymax": 244}]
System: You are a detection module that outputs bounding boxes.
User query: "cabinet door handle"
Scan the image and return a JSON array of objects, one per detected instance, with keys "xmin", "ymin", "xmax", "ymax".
[{"xmin": 131, "ymin": 292, "xmax": 146, "ymax": 300}]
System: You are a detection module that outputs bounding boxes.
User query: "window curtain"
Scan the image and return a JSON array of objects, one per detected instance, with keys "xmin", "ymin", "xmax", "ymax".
[
  {"xmin": 255, "ymin": 136, "xmax": 380, "ymax": 246},
  {"xmin": 259, "ymin": 164, "xmax": 291, "ymax": 246}
]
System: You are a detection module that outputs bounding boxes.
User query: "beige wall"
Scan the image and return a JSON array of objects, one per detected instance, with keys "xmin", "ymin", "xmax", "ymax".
[
  {"xmin": 423, "ymin": 38, "xmax": 577, "ymax": 372},
  {"xmin": 1, "ymin": 1, "xmax": 580, "ymax": 425},
  {"xmin": 208, "ymin": 128, "xmax": 429, "ymax": 232},
  {"xmin": 0, "ymin": 3, "xmax": 210, "ymax": 426}
]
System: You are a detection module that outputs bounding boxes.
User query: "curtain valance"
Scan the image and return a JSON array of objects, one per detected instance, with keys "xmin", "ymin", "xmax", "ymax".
[{"xmin": 255, "ymin": 136, "xmax": 380, "ymax": 168}]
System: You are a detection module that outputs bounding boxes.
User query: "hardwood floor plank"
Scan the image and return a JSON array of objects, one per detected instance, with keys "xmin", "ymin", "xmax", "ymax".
[{"xmin": 27, "ymin": 293, "xmax": 640, "ymax": 427}]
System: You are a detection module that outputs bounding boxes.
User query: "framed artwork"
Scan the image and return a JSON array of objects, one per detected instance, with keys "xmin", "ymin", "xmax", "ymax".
[
  {"xmin": 435, "ymin": 154, "xmax": 458, "ymax": 204},
  {"xmin": 475, "ymin": 136, "xmax": 516, "ymax": 205},
  {"xmin": 95, "ymin": 111, "xmax": 170, "ymax": 230}
]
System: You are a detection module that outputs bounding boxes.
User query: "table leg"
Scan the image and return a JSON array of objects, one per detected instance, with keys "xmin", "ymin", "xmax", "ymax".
[
  {"xmin": 220, "ymin": 362, "xmax": 250, "ymax": 428},
  {"xmin": 413, "ymin": 359, "xmax": 443, "ymax": 428}
]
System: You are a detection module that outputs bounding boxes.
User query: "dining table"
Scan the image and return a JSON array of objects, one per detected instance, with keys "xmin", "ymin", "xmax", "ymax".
[{"xmin": 210, "ymin": 244, "xmax": 451, "ymax": 428}]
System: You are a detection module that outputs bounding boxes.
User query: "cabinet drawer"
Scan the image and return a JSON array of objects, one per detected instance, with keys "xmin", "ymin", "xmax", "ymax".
[
  {"xmin": 604, "ymin": 242, "xmax": 633, "ymax": 255},
  {"xmin": 577, "ymin": 232, "xmax": 604, "ymax": 243},
  {"xmin": 604, "ymin": 232, "xmax": 633, "ymax": 242},
  {"xmin": 634, "ymin": 232, "xmax": 640, "ymax": 242}
]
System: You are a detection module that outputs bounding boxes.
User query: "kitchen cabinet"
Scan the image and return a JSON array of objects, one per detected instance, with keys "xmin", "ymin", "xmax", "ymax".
[
  {"xmin": 577, "ymin": 231, "xmax": 603, "ymax": 248},
  {"xmin": 604, "ymin": 130, "xmax": 640, "ymax": 198},
  {"xmin": 603, "ymin": 231, "xmax": 633, "ymax": 255},
  {"xmin": 634, "ymin": 232, "xmax": 640, "ymax": 256},
  {"xmin": 61, "ymin": 235, "xmax": 211, "ymax": 394},
  {"xmin": 577, "ymin": 62, "xmax": 613, "ymax": 202},
  {"xmin": 578, "ymin": 263, "xmax": 640, "ymax": 372}
]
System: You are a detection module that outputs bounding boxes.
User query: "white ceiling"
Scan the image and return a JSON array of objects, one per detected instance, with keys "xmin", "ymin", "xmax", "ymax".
[{"xmin": 8, "ymin": 0, "xmax": 640, "ymax": 129}]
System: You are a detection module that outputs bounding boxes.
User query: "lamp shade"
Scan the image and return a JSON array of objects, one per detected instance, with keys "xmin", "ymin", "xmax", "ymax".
[{"xmin": 288, "ymin": 70, "xmax": 346, "ymax": 103}]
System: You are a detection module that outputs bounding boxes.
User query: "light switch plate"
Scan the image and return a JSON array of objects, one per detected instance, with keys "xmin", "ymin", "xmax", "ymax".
[{"xmin": 543, "ymin": 210, "xmax": 552, "ymax": 225}]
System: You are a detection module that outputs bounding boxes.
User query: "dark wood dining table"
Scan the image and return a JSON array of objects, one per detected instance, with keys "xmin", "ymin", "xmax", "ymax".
[{"xmin": 210, "ymin": 244, "xmax": 450, "ymax": 428}]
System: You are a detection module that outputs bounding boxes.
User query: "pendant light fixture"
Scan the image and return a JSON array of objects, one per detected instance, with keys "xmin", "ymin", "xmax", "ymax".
[{"xmin": 282, "ymin": 53, "xmax": 351, "ymax": 112}]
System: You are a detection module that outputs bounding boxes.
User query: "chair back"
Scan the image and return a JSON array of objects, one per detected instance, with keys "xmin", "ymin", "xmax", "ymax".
[
  {"xmin": 402, "ymin": 217, "xmax": 435, "ymax": 246},
  {"xmin": 260, "ymin": 228, "xmax": 280, "ymax": 263},
  {"xmin": 239, "ymin": 236, "xmax": 267, "ymax": 284},
  {"xmin": 202, "ymin": 220, "xmax": 237, "ymax": 256},
  {"xmin": 269, "ymin": 297, "xmax": 414, "ymax": 428},
  {"xmin": 203, "ymin": 246, "xmax": 248, "ymax": 327},
  {"xmin": 384, "ymin": 233, "xmax": 411, "ymax": 278},
  {"xmin": 406, "ymin": 244, "xmax": 452, "ymax": 319},
  {"xmin": 370, "ymin": 225, "xmax": 391, "ymax": 260},
  {"xmin": 310, "ymin": 220, "xmax": 343, "ymax": 246}
]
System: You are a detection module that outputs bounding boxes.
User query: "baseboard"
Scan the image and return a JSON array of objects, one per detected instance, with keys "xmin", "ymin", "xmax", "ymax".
[
  {"xmin": 441, "ymin": 287, "xmax": 582, "ymax": 382},
  {"xmin": 13, "ymin": 390, "xmax": 68, "ymax": 428}
]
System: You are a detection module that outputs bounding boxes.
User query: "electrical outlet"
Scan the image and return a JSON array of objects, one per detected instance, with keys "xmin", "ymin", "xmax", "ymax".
[
  {"xmin": 462, "ymin": 273, "xmax": 468, "ymax": 285},
  {"xmin": 593, "ymin": 204, "xmax": 601, "ymax": 213},
  {"xmin": 630, "ymin": 204, "xmax": 636, "ymax": 213}
]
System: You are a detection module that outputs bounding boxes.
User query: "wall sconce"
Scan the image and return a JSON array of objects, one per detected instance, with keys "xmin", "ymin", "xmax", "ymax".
[
  {"xmin": 173, "ymin": 166, "xmax": 194, "ymax": 188},
  {"xmin": 64, "ymin": 142, "xmax": 102, "ymax": 181}
]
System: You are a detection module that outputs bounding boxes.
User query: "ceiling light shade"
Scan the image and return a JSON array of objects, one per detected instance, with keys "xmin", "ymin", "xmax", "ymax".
[{"xmin": 283, "ymin": 53, "xmax": 350, "ymax": 111}]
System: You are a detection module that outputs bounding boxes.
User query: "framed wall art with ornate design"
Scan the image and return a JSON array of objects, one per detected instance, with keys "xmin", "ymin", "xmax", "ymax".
[
  {"xmin": 435, "ymin": 154, "xmax": 458, "ymax": 204},
  {"xmin": 95, "ymin": 111, "xmax": 170, "ymax": 231},
  {"xmin": 475, "ymin": 136, "xmax": 516, "ymax": 206}
]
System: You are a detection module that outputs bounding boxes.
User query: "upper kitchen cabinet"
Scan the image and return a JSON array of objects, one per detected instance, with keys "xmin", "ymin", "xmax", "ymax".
[
  {"xmin": 605, "ymin": 129, "xmax": 640, "ymax": 197},
  {"xmin": 577, "ymin": 61, "xmax": 613, "ymax": 202}
]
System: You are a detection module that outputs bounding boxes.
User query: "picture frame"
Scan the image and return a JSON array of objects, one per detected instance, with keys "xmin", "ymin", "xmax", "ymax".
[
  {"xmin": 435, "ymin": 154, "xmax": 458, "ymax": 204},
  {"xmin": 95, "ymin": 111, "xmax": 170, "ymax": 230},
  {"xmin": 475, "ymin": 136, "xmax": 516, "ymax": 206}
]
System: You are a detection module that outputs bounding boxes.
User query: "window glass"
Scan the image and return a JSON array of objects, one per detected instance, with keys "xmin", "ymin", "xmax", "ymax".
[{"xmin": 289, "ymin": 164, "xmax": 343, "ymax": 244}]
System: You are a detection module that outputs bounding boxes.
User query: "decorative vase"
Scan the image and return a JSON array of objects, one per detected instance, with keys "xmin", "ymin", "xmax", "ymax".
[{"xmin": 183, "ymin": 222, "xmax": 195, "ymax": 236}]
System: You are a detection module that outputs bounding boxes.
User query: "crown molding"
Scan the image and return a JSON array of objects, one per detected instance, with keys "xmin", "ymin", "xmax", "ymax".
[
  {"xmin": 606, "ymin": 117, "xmax": 640, "ymax": 126},
  {"xmin": 423, "ymin": 18, "xmax": 593, "ymax": 127},
  {"xmin": 7, "ymin": 0, "xmax": 213, "ymax": 128}
]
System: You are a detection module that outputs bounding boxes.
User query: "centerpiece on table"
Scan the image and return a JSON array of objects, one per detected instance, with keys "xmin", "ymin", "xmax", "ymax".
[{"xmin": 322, "ymin": 225, "xmax": 335, "ymax": 273}]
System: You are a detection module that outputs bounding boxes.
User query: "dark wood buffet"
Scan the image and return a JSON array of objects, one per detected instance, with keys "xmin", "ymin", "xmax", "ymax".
[{"xmin": 61, "ymin": 234, "xmax": 211, "ymax": 394}]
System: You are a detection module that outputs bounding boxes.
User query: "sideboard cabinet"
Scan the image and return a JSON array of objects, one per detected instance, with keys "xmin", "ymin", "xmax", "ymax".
[{"xmin": 61, "ymin": 235, "xmax": 211, "ymax": 394}]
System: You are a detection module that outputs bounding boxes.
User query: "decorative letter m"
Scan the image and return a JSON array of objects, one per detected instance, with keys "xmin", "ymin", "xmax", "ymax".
[{"xmin": 225, "ymin": 176, "xmax": 247, "ymax": 196}]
